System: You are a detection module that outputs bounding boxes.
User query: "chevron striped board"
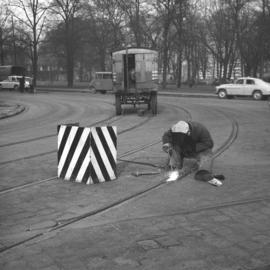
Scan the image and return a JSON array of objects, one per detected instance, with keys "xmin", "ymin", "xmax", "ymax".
[{"xmin": 57, "ymin": 125, "xmax": 117, "ymax": 184}]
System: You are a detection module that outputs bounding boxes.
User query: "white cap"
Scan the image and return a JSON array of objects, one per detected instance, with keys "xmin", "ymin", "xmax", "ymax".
[{"xmin": 171, "ymin": 121, "xmax": 189, "ymax": 134}]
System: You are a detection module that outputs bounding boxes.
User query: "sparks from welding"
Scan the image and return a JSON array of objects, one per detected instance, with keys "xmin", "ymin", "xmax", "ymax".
[{"xmin": 166, "ymin": 170, "xmax": 179, "ymax": 182}]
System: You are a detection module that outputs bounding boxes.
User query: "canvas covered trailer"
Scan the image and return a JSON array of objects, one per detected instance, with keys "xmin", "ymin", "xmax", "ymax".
[{"xmin": 112, "ymin": 48, "xmax": 159, "ymax": 115}]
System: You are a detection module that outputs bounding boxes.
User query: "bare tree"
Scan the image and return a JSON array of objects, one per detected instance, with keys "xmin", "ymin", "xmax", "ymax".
[
  {"xmin": 31, "ymin": 0, "xmax": 270, "ymax": 85},
  {"xmin": 0, "ymin": 1, "xmax": 12, "ymax": 65},
  {"xmin": 154, "ymin": 0, "xmax": 175, "ymax": 88},
  {"xmin": 84, "ymin": 0, "xmax": 125, "ymax": 70},
  {"xmin": 199, "ymin": 1, "xmax": 237, "ymax": 80},
  {"xmin": 91, "ymin": 0, "xmax": 124, "ymax": 50},
  {"xmin": 116, "ymin": 0, "xmax": 146, "ymax": 47},
  {"xmin": 172, "ymin": 0, "xmax": 189, "ymax": 87},
  {"xmin": 257, "ymin": 0, "xmax": 270, "ymax": 76},
  {"xmin": 49, "ymin": 0, "xmax": 82, "ymax": 87},
  {"xmin": 11, "ymin": 0, "xmax": 48, "ymax": 87}
]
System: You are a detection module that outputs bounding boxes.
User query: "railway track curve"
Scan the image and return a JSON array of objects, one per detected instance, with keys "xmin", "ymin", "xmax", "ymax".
[{"xmin": 0, "ymin": 103, "xmax": 239, "ymax": 254}]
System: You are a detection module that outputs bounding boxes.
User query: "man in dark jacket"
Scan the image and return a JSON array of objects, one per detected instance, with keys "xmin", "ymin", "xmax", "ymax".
[
  {"xmin": 162, "ymin": 120, "xmax": 223, "ymax": 186},
  {"xmin": 19, "ymin": 76, "xmax": 25, "ymax": 93}
]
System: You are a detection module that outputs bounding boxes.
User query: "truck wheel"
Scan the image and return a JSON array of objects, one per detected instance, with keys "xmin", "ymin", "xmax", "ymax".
[
  {"xmin": 115, "ymin": 94, "xmax": 122, "ymax": 115},
  {"xmin": 14, "ymin": 85, "xmax": 19, "ymax": 91},
  {"xmin": 150, "ymin": 92, "xmax": 157, "ymax": 115}
]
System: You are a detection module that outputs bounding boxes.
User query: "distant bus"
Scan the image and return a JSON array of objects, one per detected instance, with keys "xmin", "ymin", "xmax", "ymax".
[{"xmin": 0, "ymin": 65, "xmax": 25, "ymax": 81}]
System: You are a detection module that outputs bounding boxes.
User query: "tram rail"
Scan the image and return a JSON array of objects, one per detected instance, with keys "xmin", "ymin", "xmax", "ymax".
[{"xmin": 0, "ymin": 104, "xmax": 239, "ymax": 253}]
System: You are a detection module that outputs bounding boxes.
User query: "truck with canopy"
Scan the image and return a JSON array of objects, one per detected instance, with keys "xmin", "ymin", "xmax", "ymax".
[{"xmin": 112, "ymin": 48, "xmax": 159, "ymax": 115}]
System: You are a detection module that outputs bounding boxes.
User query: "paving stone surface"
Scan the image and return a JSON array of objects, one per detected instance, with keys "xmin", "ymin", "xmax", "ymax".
[{"xmin": 1, "ymin": 92, "xmax": 270, "ymax": 269}]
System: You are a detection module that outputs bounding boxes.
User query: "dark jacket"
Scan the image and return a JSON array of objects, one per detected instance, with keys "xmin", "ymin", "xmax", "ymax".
[
  {"xmin": 20, "ymin": 76, "xmax": 25, "ymax": 92},
  {"xmin": 162, "ymin": 121, "xmax": 214, "ymax": 157}
]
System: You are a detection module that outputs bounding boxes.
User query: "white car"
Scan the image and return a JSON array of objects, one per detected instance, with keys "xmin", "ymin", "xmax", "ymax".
[
  {"xmin": 0, "ymin": 76, "xmax": 31, "ymax": 90},
  {"xmin": 215, "ymin": 77, "xmax": 270, "ymax": 100}
]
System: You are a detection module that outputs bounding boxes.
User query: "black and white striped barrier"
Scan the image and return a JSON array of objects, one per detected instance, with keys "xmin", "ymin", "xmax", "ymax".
[{"xmin": 57, "ymin": 124, "xmax": 117, "ymax": 184}]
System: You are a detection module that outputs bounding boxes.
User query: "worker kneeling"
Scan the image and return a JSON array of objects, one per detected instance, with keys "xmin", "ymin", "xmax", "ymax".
[{"xmin": 162, "ymin": 120, "xmax": 224, "ymax": 186}]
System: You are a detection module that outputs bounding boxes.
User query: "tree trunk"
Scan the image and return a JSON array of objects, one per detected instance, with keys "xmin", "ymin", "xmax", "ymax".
[
  {"xmin": 33, "ymin": 43, "xmax": 38, "ymax": 87},
  {"xmin": 0, "ymin": 29, "xmax": 4, "ymax": 65},
  {"xmin": 66, "ymin": 20, "xmax": 74, "ymax": 88},
  {"xmin": 176, "ymin": 49, "xmax": 182, "ymax": 88},
  {"xmin": 162, "ymin": 20, "xmax": 170, "ymax": 89}
]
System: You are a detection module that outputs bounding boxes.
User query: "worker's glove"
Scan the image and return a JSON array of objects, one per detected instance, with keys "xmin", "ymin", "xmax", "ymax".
[{"xmin": 162, "ymin": 143, "xmax": 172, "ymax": 153}]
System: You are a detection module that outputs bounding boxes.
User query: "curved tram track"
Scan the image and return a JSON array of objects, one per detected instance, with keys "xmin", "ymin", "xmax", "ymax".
[
  {"xmin": 0, "ymin": 103, "xmax": 191, "ymax": 194},
  {"xmin": 0, "ymin": 103, "xmax": 242, "ymax": 254}
]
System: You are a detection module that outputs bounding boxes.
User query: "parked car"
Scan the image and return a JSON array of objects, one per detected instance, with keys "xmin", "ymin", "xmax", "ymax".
[
  {"xmin": 89, "ymin": 72, "xmax": 113, "ymax": 94},
  {"xmin": 215, "ymin": 77, "xmax": 270, "ymax": 100},
  {"xmin": 0, "ymin": 75, "xmax": 31, "ymax": 90}
]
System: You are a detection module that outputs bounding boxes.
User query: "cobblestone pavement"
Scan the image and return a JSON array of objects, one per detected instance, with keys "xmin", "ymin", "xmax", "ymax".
[
  {"xmin": 1, "ymin": 92, "xmax": 270, "ymax": 270},
  {"xmin": 1, "ymin": 193, "xmax": 270, "ymax": 270}
]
